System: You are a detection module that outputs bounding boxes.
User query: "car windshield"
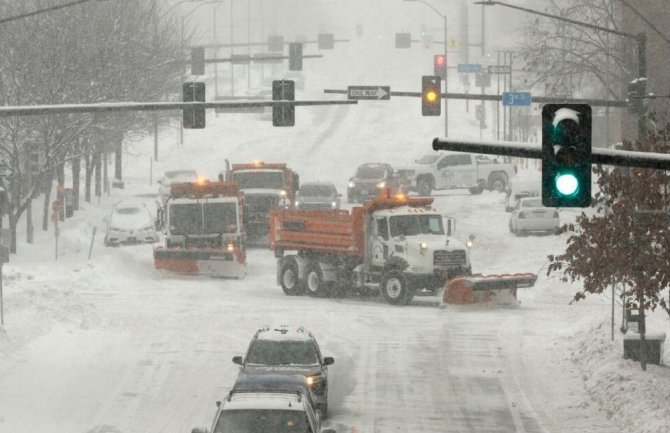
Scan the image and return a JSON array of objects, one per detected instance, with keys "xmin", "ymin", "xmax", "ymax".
[
  {"xmin": 233, "ymin": 171, "xmax": 285, "ymax": 189},
  {"xmin": 416, "ymin": 155, "xmax": 439, "ymax": 164},
  {"xmin": 214, "ymin": 410, "xmax": 310, "ymax": 433},
  {"xmin": 298, "ymin": 185, "xmax": 334, "ymax": 197},
  {"xmin": 356, "ymin": 166, "xmax": 385, "ymax": 179},
  {"xmin": 246, "ymin": 340, "xmax": 318, "ymax": 365},
  {"xmin": 389, "ymin": 215, "xmax": 444, "ymax": 237},
  {"xmin": 114, "ymin": 207, "xmax": 141, "ymax": 215},
  {"xmin": 522, "ymin": 198, "xmax": 543, "ymax": 208}
]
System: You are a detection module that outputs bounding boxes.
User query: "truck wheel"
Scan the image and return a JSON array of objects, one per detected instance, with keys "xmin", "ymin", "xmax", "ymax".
[
  {"xmin": 417, "ymin": 178, "xmax": 432, "ymax": 196},
  {"xmin": 280, "ymin": 259, "xmax": 304, "ymax": 296},
  {"xmin": 381, "ymin": 270, "xmax": 409, "ymax": 306},
  {"xmin": 468, "ymin": 185, "xmax": 483, "ymax": 195},
  {"xmin": 305, "ymin": 263, "xmax": 328, "ymax": 297}
]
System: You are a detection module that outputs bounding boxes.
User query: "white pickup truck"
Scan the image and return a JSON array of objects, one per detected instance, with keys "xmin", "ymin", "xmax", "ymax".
[{"xmin": 399, "ymin": 153, "xmax": 517, "ymax": 196}]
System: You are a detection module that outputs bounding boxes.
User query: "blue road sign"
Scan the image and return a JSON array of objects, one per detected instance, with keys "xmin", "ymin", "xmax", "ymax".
[
  {"xmin": 457, "ymin": 63, "xmax": 482, "ymax": 73},
  {"xmin": 502, "ymin": 92, "xmax": 532, "ymax": 106}
]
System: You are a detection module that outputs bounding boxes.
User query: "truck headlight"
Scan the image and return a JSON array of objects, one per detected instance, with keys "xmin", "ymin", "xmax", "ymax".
[
  {"xmin": 279, "ymin": 190, "xmax": 287, "ymax": 197},
  {"xmin": 377, "ymin": 181, "xmax": 386, "ymax": 188},
  {"xmin": 331, "ymin": 201, "xmax": 337, "ymax": 208},
  {"xmin": 305, "ymin": 374, "xmax": 324, "ymax": 388},
  {"xmin": 419, "ymin": 242, "xmax": 428, "ymax": 255},
  {"xmin": 348, "ymin": 180, "xmax": 355, "ymax": 188},
  {"xmin": 295, "ymin": 200, "xmax": 301, "ymax": 207}
]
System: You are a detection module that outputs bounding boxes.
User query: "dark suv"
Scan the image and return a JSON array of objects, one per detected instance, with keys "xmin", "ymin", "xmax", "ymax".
[
  {"xmin": 347, "ymin": 162, "xmax": 401, "ymax": 203},
  {"xmin": 232, "ymin": 326, "xmax": 334, "ymax": 417}
]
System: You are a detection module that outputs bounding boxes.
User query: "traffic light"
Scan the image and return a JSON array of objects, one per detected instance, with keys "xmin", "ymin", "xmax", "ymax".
[
  {"xmin": 542, "ymin": 104, "xmax": 592, "ymax": 207},
  {"xmin": 421, "ymin": 75, "xmax": 441, "ymax": 116},
  {"xmin": 191, "ymin": 47, "xmax": 205, "ymax": 76},
  {"xmin": 395, "ymin": 33, "xmax": 411, "ymax": 49},
  {"xmin": 183, "ymin": 82, "xmax": 206, "ymax": 129},
  {"xmin": 433, "ymin": 54, "xmax": 446, "ymax": 79},
  {"xmin": 288, "ymin": 43, "xmax": 302, "ymax": 71},
  {"xmin": 272, "ymin": 80, "xmax": 295, "ymax": 127},
  {"xmin": 318, "ymin": 33, "xmax": 334, "ymax": 50}
]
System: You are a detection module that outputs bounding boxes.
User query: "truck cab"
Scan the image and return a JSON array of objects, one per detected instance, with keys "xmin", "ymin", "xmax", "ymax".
[
  {"xmin": 153, "ymin": 180, "xmax": 246, "ymax": 279},
  {"xmin": 362, "ymin": 204, "xmax": 471, "ymax": 301}
]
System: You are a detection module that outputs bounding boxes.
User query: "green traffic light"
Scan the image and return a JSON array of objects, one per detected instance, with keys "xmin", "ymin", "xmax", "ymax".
[{"xmin": 555, "ymin": 172, "xmax": 579, "ymax": 196}]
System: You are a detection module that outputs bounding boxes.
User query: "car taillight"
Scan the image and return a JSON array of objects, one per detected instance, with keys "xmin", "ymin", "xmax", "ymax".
[
  {"xmin": 553, "ymin": 210, "xmax": 559, "ymax": 218},
  {"xmin": 517, "ymin": 212, "xmax": 526, "ymax": 219}
]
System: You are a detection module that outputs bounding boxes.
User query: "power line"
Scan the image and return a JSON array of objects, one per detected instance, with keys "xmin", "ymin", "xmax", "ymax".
[{"xmin": 0, "ymin": 0, "xmax": 103, "ymax": 26}]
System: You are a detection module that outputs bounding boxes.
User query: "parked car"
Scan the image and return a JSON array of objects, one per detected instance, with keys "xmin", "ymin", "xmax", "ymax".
[
  {"xmin": 191, "ymin": 389, "xmax": 328, "ymax": 433},
  {"xmin": 295, "ymin": 182, "xmax": 341, "ymax": 210},
  {"xmin": 104, "ymin": 200, "xmax": 160, "ymax": 247},
  {"xmin": 157, "ymin": 169, "xmax": 198, "ymax": 203},
  {"xmin": 508, "ymin": 197, "xmax": 560, "ymax": 236},
  {"xmin": 347, "ymin": 162, "xmax": 401, "ymax": 203},
  {"xmin": 232, "ymin": 326, "xmax": 334, "ymax": 417}
]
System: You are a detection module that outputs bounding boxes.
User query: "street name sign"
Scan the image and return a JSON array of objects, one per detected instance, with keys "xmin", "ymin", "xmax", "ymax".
[
  {"xmin": 457, "ymin": 63, "xmax": 482, "ymax": 73},
  {"xmin": 502, "ymin": 92, "xmax": 532, "ymax": 106},
  {"xmin": 347, "ymin": 86, "xmax": 390, "ymax": 100},
  {"xmin": 487, "ymin": 65, "xmax": 512, "ymax": 74}
]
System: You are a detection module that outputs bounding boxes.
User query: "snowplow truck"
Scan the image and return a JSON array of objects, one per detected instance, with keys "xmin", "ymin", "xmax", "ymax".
[
  {"xmin": 153, "ymin": 179, "xmax": 246, "ymax": 279},
  {"xmin": 269, "ymin": 190, "xmax": 472, "ymax": 305},
  {"xmin": 224, "ymin": 161, "xmax": 299, "ymax": 247}
]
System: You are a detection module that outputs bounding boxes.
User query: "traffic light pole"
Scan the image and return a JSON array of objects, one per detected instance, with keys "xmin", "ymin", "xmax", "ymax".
[{"xmin": 443, "ymin": 14, "xmax": 448, "ymax": 137}]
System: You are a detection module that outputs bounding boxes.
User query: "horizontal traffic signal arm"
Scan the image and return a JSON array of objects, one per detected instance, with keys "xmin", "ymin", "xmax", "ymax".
[
  {"xmin": 195, "ymin": 40, "xmax": 350, "ymax": 49},
  {"xmin": 0, "ymin": 100, "xmax": 358, "ymax": 117},
  {"xmin": 183, "ymin": 54, "xmax": 324, "ymax": 65},
  {"xmin": 324, "ymin": 89, "xmax": 627, "ymax": 108},
  {"xmin": 432, "ymin": 138, "xmax": 670, "ymax": 171}
]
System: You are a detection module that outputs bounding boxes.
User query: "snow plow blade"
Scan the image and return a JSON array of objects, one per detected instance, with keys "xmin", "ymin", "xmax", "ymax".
[
  {"xmin": 441, "ymin": 273, "xmax": 537, "ymax": 305},
  {"xmin": 153, "ymin": 247, "xmax": 246, "ymax": 279}
]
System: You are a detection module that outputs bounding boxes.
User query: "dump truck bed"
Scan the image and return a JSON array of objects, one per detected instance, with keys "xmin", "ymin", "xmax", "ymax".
[{"xmin": 270, "ymin": 208, "xmax": 365, "ymax": 256}]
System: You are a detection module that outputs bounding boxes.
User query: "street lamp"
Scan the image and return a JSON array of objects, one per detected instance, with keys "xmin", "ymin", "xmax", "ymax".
[
  {"xmin": 403, "ymin": 0, "xmax": 449, "ymax": 137},
  {"xmin": 475, "ymin": 0, "xmax": 647, "ymax": 141}
]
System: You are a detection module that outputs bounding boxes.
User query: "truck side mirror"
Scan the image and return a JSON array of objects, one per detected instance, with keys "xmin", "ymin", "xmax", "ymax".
[
  {"xmin": 232, "ymin": 356, "xmax": 243, "ymax": 365},
  {"xmin": 323, "ymin": 356, "xmax": 334, "ymax": 366}
]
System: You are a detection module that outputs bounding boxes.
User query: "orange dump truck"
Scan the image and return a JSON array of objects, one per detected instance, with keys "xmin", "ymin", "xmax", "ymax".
[
  {"xmin": 269, "ymin": 192, "xmax": 472, "ymax": 305},
  {"xmin": 153, "ymin": 179, "xmax": 246, "ymax": 279}
]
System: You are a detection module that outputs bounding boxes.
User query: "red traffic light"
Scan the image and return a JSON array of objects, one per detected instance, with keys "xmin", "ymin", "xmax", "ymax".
[{"xmin": 434, "ymin": 55, "xmax": 446, "ymax": 67}]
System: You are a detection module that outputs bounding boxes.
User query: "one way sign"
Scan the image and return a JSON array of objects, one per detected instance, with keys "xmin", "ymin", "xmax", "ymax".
[{"xmin": 347, "ymin": 86, "xmax": 391, "ymax": 100}]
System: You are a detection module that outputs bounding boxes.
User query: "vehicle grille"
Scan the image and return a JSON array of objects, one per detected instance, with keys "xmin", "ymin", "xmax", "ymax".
[
  {"xmin": 434, "ymin": 250, "xmax": 467, "ymax": 268},
  {"xmin": 246, "ymin": 195, "xmax": 278, "ymax": 214}
]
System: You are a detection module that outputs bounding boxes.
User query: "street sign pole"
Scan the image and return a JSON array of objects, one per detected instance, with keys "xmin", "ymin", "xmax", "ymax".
[{"xmin": 443, "ymin": 14, "xmax": 448, "ymax": 138}]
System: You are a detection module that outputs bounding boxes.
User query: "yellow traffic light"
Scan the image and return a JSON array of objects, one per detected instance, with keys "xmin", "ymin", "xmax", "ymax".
[{"xmin": 425, "ymin": 90, "xmax": 438, "ymax": 103}]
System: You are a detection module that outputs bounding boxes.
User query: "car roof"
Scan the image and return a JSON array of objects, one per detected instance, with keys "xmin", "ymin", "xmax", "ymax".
[
  {"xmin": 223, "ymin": 391, "xmax": 305, "ymax": 411},
  {"xmin": 163, "ymin": 169, "xmax": 197, "ymax": 177},
  {"xmin": 254, "ymin": 326, "xmax": 315, "ymax": 342},
  {"xmin": 358, "ymin": 162, "xmax": 391, "ymax": 169}
]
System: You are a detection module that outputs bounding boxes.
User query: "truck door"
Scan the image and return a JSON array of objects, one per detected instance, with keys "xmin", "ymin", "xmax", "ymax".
[
  {"xmin": 436, "ymin": 155, "xmax": 458, "ymax": 188},
  {"xmin": 454, "ymin": 154, "xmax": 476, "ymax": 186},
  {"xmin": 370, "ymin": 217, "xmax": 389, "ymax": 268}
]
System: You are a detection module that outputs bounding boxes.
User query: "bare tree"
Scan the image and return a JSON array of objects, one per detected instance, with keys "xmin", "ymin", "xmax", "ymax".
[
  {"xmin": 519, "ymin": 0, "xmax": 634, "ymax": 100},
  {"xmin": 0, "ymin": 0, "xmax": 185, "ymax": 252}
]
